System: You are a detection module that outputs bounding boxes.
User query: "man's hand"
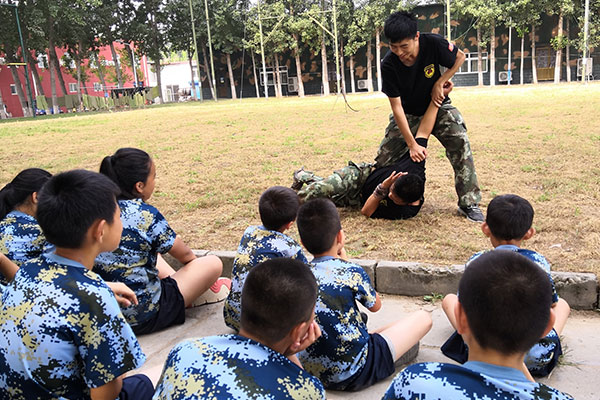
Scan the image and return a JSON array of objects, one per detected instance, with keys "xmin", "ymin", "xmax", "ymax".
[
  {"xmin": 383, "ymin": 171, "xmax": 408, "ymax": 189},
  {"xmin": 431, "ymin": 80, "xmax": 445, "ymax": 107},
  {"xmin": 296, "ymin": 321, "xmax": 322, "ymax": 353},
  {"xmin": 106, "ymin": 282, "xmax": 138, "ymax": 308},
  {"xmin": 409, "ymin": 142, "xmax": 428, "ymax": 162}
]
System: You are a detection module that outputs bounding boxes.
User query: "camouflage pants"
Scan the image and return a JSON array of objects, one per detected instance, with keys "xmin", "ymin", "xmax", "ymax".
[
  {"xmin": 297, "ymin": 162, "xmax": 374, "ymax": 208},
  {"xmin": 374, "ymin": 101, "xmax": 481, "ymax": 208}
]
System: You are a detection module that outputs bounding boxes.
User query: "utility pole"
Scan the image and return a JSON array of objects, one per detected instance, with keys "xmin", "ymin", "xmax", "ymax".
[
  {"xmin": 332, "ymin": 0, "xmax": 340, "ymax": 94},
  {"xmin": 204, "ymin": 0, "xmax": 217, "ymax": 100},
  {"xmin": 446, "ymin": 0, "xmax": 451, "ymax": 41},
  {"xmin": 583, "ymin": 0, "xmax": 590, "ymax": 84},
  {"xmin": 258, "ymin": 0, "xmax": 268, "ymax": 98},
  {"xmin": 189, "ymin": 0, "xmax": 203, "ymax": 100}
]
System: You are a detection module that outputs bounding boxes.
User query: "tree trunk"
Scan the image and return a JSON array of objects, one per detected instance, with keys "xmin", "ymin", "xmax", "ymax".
[
  {"xmin": 565, "ymin": 18, "xmax": 571, "ymax": 82},
  {"xmin": 48, "ymin": 46, "xmax": 67, "ymax": 96},
  {"xmin": 226, "ymin": 53, "xmax": 237, "ymax": 99},
  {"xmin": 201, "ymin": 44, "xmax": 216, "ymax": 100},
  {"xmin": 0, "ymin": 90, "xmax": 8, "ymax": 119},
  {"xmin": 293, "ymin": 34, "xmax": 305, "ymax": 98},
  {"xmin": 109, "ymin": 42, "xmax": 123, "ymax": 88},
  {"xmin": 9, "ymin": 66, "xmax": 32, "ymax": 117},
  {"xmin": 188, "ymin": 55, "xmax": 196, "ymax": 100},
  {"xmin": 477, "ymin": 27, "xmax": 483, "ymax": 86},
  {"xmin": 366, "ymin": 39, "xmax": 374, "ymax": 92},
  {"xmin": 554, "ymin": 13, "xmax": 563, "ymax": 83},
  {"xmin": 94, "ymin": 52, "xmax": 107, "ymax": 93},
  {"xmin": 520, "ymin": 35, "xmax": 525, "ymax": 85},
  {"xmin": 47, "ymin": 49, "xmax": 59, "ymax": 114},
  {"xmin": 531, "ymin": 24, "xmax": 538, "ymax": 84},
  {"xmin": 375, "ymin": 28, "xmax": 382, "ymax": 91},
  {"xmin": 340, "ymin": 39, "xmax": 346, "ymax": 94},
  {"xmin": 28, "ymin": 55, "xmax": 44, "ymax": 97},
  {"xmin": 154, "ymin": 57, "xmax": 163, "ymax": 103},
  {"xmin": 490, "ymin": 21, "xmax": 496, "ymax": 87},
  {"xmin": 350, "ymin": 55, "xmax": 356, "ymax": 93},
  {"xmin": 320, "ymin": 33, "xmax": 329, "ymax": 96},
  {"xmin": 272, "ymin": 55, "xmax": 279, "ymax": 97},
  {"xmin": 251, "ymin": 52, "xmax": 260, "ymax": 98},
  {"xmin": 75, "ymin": 49, "xmax": 83, "ymax": 111}
]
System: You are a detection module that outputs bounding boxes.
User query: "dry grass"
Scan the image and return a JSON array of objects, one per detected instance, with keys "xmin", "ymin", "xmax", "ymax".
[{"xmin": 1, "ymin": 83, "xmax": 599, "ymax": 275}]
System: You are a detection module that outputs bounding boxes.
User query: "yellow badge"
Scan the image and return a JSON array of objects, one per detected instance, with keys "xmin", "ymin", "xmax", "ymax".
[{"xmin": 424, "ymin": 64, "xmax": 435, "ymax": 78}]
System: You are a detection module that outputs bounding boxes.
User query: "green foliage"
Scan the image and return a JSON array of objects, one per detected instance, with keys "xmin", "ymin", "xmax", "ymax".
[{"xmin": 423, "ymin": 292, "xmax": 444, "ymax": 304}]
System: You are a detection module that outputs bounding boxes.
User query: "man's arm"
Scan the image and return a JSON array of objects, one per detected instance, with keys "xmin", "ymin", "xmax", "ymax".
[
  {"xmin": 90, "ymin": 376, "xmax": 123, "ymax": 400},
  {"xmin": 388, "ymin": 97, "xmax": 427, "ymax": 162},
  {"xmin": 361, "ymin": 171, "xmax": 407, "ymax": 218},
  {"xmin": 0, "ymin": 254, "xmax": 18, "ymax": 282},
  {"xmin": 416, "ymin": 81, "xmax": 454, "ymax": 140},
  {"xmin": 431, "ymin": 48, "xmax": 465, "ymax": 106}
]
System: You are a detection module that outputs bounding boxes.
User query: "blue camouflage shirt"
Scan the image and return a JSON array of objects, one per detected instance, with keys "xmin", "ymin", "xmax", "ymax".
[
  {"xmin": 468, "ymin": 245, "xmax": 560, "ymax": 375},
  {"xmin": 0, "ymin": 252, "xmax": 146, "ymax": 399},
  {"xmin": 0, "ymin": 210, "xmax": 52, "ymax": 284},
  {"xmin": 94, "ymin": 198, "xmax": 176, "ymax": 327},
  {"xmin": 223, "ymin": 225, "xmax": 308, "ymax": 331},
  {"xmin": 153, "ymin": 334, "xmax": 326, "ymax": 400},
  {"xmin": 298, "ymin": 256, "xmax": 377, "ymax": 388},
  {"xmin": 382, "ymin": 361, "xmax": 574, "ymax": 400}
]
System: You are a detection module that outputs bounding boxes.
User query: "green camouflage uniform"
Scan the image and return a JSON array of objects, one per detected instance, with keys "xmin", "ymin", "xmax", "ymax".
[
  {"xmin": 296, "ymin": 162, "xmax": 374, "ymax": 207},
  {"xmin": 375, "ymin": 100, "xmax": 481, "ymax": 208}
]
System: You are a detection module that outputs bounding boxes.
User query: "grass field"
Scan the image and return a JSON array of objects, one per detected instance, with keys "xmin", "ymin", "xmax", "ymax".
[{"xmin": 1, "ymin": 83, "xmax": 599, "ymax": 275}]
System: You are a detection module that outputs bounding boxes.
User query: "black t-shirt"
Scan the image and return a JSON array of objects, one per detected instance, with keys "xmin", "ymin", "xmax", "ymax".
[
  {"xmin": 360, "ymin": 138, "xmax": 427, "ymax": 220},
  {"xmin": 381, "ymin": 33, "xmax": 457, "ymax": 116}
]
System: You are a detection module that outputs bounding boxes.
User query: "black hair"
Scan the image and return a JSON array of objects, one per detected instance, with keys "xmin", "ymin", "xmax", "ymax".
[
  {"xmin": 241, "ymin": 258, "xmax": 317, "ymax": 344},
  {"xmin": 100, "ymin": 147, "xmax": 152, "ymax": 200},
  {"xmin": 384, "ymin": 11, "xmax": 418, "ymax": 43},
  {"xmin": 37, "ymin": 170, "xmax": 120, "ymax": 249},
  {"xmin": 0, "ymin": 168, "xmax": 52, "ymax": 220},
  {"xmin": 259, "ymin": 186, "xmax": 301, "ymax": 231},
  {"xmin": 459, "ymin": 250, "xmax": 552, "ymax": 355},
  {"xmin": 391, "ymin": 174, "xmax": 424, "ymax": 204},
  {"xmin": 486, "ymin": 194, "xmax": 534, "ymax": 241},
  {"xmin": 297, "ymin": 198, "xmax": 341, "ymax": 255}
]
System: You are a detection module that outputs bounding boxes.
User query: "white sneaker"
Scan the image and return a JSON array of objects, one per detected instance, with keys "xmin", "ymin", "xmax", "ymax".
[{"xmin": 192, "ymin": 277, "xmax": 231, "ymax": 307}]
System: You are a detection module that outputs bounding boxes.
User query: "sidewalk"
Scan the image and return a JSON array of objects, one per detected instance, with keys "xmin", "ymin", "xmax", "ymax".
[{"xmin": 134, "ymin": 295, "xmax": 600, "ymax": 399}]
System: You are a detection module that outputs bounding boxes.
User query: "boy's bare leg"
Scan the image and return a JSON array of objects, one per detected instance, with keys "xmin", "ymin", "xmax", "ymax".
[
  {"xmin": 156, "ymin": 253, "xmax": 177, "ymax": 278},
  {"xmin": 442, "ymin": 294, "xmax": 459, "ymax": 329},
  {"xmin": 552, "ymin": 298, "xmax": 571, "ymax": 335},
  {"xmin": 171, "ymin": 255, "xmax": 223, "ymax": 307},
  {"xmin": 373, "ymin": 310, "xmax": 432, "ymax": 361}
]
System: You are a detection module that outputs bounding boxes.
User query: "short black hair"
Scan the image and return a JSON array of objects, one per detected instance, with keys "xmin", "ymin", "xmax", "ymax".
[
  {"xmin": 258, "ymin": 186, "xmax": 301, "ymax": 231},
  {"xmin": 459, "ymin": 250, "xmax": 553, "ymax": 355},
  {"xmin": 0, "ymin": 168, "xmax": 52, "ymax": 220},
  {"xmin": 486, "ymin": 194, "xmax": 534, "ymax": 241},
  {"xmin": 391, "ymin": 174, "xmax": 424, "ymax": 203},
  {"xmin": 37, "ymin": 170, "xmax": 120, "ymax": 249},
  {"xmin": 384, "ymin": 11, "xmax": 418, "ymax": 43},
  {"xmin": 297, "ymin": 198, "xmax": 341, "ymax": 255},
  {"xmin": 241, "ymin": 258, "xmax": 317, "ymax": 343},
  {"xmin": 100, "ymin": 147, "xmax": 152, "ymax": 200}
]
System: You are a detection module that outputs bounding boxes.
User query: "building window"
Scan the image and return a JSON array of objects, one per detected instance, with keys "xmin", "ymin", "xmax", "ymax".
[
  {"xmin": 93, "ymin": 82, "xmax": 102, "ymax": 92},
  {"xmin": 37, "ymin": 54, "xmax": 48, "ymax": 69},
  {"xmin": 258, "ymin": 66, "xmax": 289, "ymax": 86},
  {"xmin": 458, "ymin": 52, "xmax": 488, "ymax": 74},
  {"xmin": 10, "ymin": 84, "xmax": 17, "ymax": 95},
  {"xmin": 69, "ymin": 83, "xmax": 78, "ymax": 93}
]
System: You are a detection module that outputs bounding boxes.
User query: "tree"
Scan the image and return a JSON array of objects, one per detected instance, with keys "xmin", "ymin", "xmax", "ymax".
[
  {"xmin": 345, "ymin": 4, "xmax": 369, "ymax": 93},
  {"xmin": 504, "ymin": 0, "xmax": 542, "ymax": 85},
  {"xmin": 286, "ymin": 0, "xmax": 312, "ymax": 97},
  {"xmin": 547, "ymin": 0, "xmax": 574, "ymax": 83}
]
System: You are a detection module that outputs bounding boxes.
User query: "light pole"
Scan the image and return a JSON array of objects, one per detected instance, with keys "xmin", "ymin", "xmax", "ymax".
[
  {"xmin": 188, "ymin": 0, "xmax": 203, "ymax": 100},
  {"xmin": 258, "ymin": 0, "xmax": 268, "ymax": 98},
  {"xmin": 204, "ymin": 0, "xmax": 217, "ymax": 100},
  {"xmin": 2, "ymin": 2, "xmax": 35, "ymax": 117}
]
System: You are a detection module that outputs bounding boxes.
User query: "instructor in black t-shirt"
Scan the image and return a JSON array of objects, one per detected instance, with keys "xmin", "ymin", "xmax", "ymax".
[{"xmin": 376, "ymin": 11, "xmax": 483, "ymax": 222}]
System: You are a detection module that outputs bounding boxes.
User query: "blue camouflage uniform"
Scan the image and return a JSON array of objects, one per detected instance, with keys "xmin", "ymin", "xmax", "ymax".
[
  {"xmin": 153, "ymin": 334, "xmax": 326, "ymax": 400},
  {"xmin": 382, "ymin": 361, "xmax": 574, "ymax": 399},
  {"xmin": 223, "ymin": 225, "xmax": 308, "ymax": 331},
  {"xmin": 467, "ymin": 245, "xmax": 561, "ymax": 376},
  {"xmin": 94, "ymin": 198, "xmax": 176, "ymax": 328},
  {"xmin": 0, "ymin": 210, "xmax": 52, "ymax": 284},
  {"xmin": 298, "ymin": 256, "xmax": 377, "ymax": 389},
  {"xmin": 0, "ymin": 252, "xmax": 146, "ymax": 399}
]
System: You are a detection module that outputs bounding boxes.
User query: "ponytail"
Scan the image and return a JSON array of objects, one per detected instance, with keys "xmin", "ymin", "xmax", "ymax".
[
  {"xmin": 99, "ymin": 148, "xmax": 152, "ymax": 200},
  {"xmin": 0, "ymin": 168, "xmax": 52, "ymax": 220}
]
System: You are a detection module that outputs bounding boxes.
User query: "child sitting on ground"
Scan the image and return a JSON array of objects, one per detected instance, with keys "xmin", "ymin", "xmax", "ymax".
[
  {"xmin": 0, "ymin": 168, "xmax": 52, "ymax": 283},
  {"xmin": 94, "ymin": 147, "xmax": 228, "ymax": 335},
  {"xmin": 154, "ymin": 258, "xmax": 326, "ymax": 399},
  {"xmin": 296, "ymin": 198, "xmax": 432, "ymax": 391},
  {"xmin": 0, "ymin": 170, "xmax": 156, "ymax": 399},
  {"xmin": 383, "ymin": 250, "xmax": 573, "ymax": 399},
  {"xmin": 223, "ymin": 186, "xmax": 307, "ymax": 331},
  {"xmin": 441, "ymin": 194, "xmax": 570, "ymax": 378}
]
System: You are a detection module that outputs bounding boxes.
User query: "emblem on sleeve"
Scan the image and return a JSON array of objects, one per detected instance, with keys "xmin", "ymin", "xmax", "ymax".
[
  {"xmin": 448, "ymin": 42, "xmax": 454, "ymax": 52},
  {"xmin": 424, "ymin": 64, "xmax": 435, "ymax": 78}
]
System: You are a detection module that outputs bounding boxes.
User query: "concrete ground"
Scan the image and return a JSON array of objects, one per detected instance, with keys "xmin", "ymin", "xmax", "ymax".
[{"xmin": 134, "ymin": 295, "xmax": 600, "ymax": 399}]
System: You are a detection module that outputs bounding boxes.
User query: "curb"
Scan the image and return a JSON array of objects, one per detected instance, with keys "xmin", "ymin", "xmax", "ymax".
[{"xmin": 164, "ymin": 251, "xmax": 600, "ymax": 310}]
